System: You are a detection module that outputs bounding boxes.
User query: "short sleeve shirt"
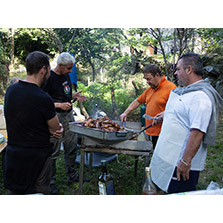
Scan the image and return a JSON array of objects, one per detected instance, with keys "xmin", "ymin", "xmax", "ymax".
[
  {"xmin": 137, "ymin": 75, "xmax": 177, "ymax": 136},
  {"xmin": 42, "ymin": 70, "xmax": 72, "ymax": 111},
  {"xmin": 4, "ymin": 80, "xmax": 56, "ymax": 148},
  {"xmin": 175, "ymin": 91, "xmax": 212, "ymax": 170}
]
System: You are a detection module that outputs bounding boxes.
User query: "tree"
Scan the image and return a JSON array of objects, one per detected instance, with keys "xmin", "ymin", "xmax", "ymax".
[
  {"xmin": 127, "ymin": 28, "xmax": 197, "ymax": 80},
  {"xmin": 13, "ymin": 28, "xmax": 59, "ymax": 63},
  {"xmin": 54, "ymin": 28, "xmax": 127, "ymax": 82},
  {"xmin": 196, "ymin": 28, "xmax": 223, "ymax": 53},
  {"xmin": 0, "ymin": 29, "xmax": 11, "ymax": 95}
]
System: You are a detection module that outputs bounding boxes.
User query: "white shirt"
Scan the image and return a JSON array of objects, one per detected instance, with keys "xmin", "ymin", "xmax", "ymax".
[{"xmin": 174, "ymin": 90, "xmax": 212, "ymax": 171}]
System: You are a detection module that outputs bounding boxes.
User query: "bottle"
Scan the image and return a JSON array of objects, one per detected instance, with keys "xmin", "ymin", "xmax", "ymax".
[
  {"xmin": 98, "ymin": 160, "xmax": 115, "ymax": 195},
  {"xmin": 142, "ymin": 167, "xmax": 157, "ymax": 195},
  {"xmin": 95, "ymin": 104, "xmax": 99, "ymax": 119}
]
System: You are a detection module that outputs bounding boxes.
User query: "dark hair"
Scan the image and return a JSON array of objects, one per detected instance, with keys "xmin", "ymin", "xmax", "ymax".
[
  {"xmin": 179, "ymin": 53, "xmax": 203, "ymax": 76},
  {"xmin": 143, "ymin": 64, "xmax": 161, "ymax": 77},
  {"xmin": 25, "ymin": 51, "xmax": 50, "ymax": 75}
]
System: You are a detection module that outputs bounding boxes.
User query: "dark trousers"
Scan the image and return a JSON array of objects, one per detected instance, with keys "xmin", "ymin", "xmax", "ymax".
[
  {"xmin": 10, "ymin": 156, "xmax": 52, "ymax": 195},
  {"xmin": 50, "ymin": 110, "xmax": 78, "ymax": 186},
  {"xmin": 144, "ymin": 134, "xmax": 159, "ymax": 150},
  {"xmin": 4, "ymin": 145, "xmax": 52, "ymax": 195},
  {"xmin": 168, "ymin": 168, "xmax": 200, "ymax": 194},
  {"xmin": 151, "ymin": 136, "xmax": 159, "ymax": 150}
]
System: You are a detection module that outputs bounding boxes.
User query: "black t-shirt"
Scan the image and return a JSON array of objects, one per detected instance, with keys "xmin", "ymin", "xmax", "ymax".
[
  {"xmin": 4, "ymin": 80, "xmax": 56, "ymax": 148},
  {"xmin": 42, "ymin": 70, "xmax": 72, "ymax": 112}
]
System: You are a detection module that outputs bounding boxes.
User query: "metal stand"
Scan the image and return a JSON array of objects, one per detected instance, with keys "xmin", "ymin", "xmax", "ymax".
[{"xmin": 78, "ymin": 136, "xmax": 153, "ymax": 195}]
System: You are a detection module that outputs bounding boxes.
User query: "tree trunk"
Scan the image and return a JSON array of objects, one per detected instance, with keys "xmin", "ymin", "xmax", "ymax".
[
  {"xmin": 191, "ymin": 29, "xmax": 195, "ymax": 52},
  {"xmin": 11, "ymin": 28, "xmax": 14, "ymax": 65},
  {"xmin": 41, "ymin": 28, "xmax": 64, "ymax": 53},
  {"xmin": 170, "ymin": 29, "xmax": 177, "ymax": 80},
  {"xmin": 132, "ymin": 80, "xmax": 140, "ymax": 97},
  {"xmin": 156, "ymin": 29, "xmax": 169, "ymax": 76},
  {"xmin": 149, "ymin": 28, "xmax": 169, "ymax": 76},
  {"xmin": 89, "ymin": 59, "xmax": 96, "ymax": 82},
  {"xmin": 111, "ymin": 87, "xmax": 118, "ymax": 119},
  {"xmin": 67, "ymin": 29, "xmax": 77, "ymax": 52}
]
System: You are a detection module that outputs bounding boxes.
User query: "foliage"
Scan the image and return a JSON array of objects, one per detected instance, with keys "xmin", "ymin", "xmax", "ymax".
[
  {"xmin": 13, "ymin": 28, "xmax": 58, "ymax": 64},
  {"xmin": 127, "ymin": 28, "xmax": 199, "ymax": 79},
  {"xmin": 54, "ymin": 28, "xmax": 127, "ymax": 82},
  {"xmin": 0, "ymin": 29, "xmax": 11, "ymax": 95},
  {"xmin": 196, "ymin": 28, "xmax": 223, "ymax": 54},
  {"xmin": 76, "ymin": 81, "xmax": 138, "ymax": 119}
]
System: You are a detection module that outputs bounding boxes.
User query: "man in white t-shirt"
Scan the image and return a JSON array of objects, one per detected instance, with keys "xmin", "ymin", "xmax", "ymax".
[{"xmin": 150, "ymin": 53, "xmax": 223, "ymax": 193}]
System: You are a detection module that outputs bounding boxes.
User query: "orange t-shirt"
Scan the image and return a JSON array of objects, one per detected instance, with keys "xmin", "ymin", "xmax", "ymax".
[{"xmin": 137, "ymin": 75, "xmax": 176, "ymax": 136}]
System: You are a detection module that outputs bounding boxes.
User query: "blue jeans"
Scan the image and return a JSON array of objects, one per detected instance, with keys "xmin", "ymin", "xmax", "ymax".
[{"xmin": 168, "ymin": 168, "xmax": 200, "ymax": 194}]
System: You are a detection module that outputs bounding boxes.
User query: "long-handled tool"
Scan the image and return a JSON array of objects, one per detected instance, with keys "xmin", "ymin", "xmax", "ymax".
[
  {"xmin": 143, "ymin": 114, "xmax": 162, "ymax": 121},
  {"xmin": 123, "ymin": 121, "xmax": 153, "ymax": 139}
]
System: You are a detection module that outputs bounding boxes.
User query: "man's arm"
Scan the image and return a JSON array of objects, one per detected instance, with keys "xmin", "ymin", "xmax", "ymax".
[
  {"xmin": 120, "ymin": 99, "xmax": 141, "ymax": 122},
  {"xmin": 47, "ymin": 115, "xmax": 63, "ymax": 139},
  {"xmin": 177, "ymin": 128, "xmax": 204, "ymax": 181}
]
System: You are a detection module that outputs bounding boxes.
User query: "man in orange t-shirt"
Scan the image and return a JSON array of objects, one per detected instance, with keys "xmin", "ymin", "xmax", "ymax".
[{"xmin": 120, "ymin": 64, "xmax": 176, "ymax": 149}]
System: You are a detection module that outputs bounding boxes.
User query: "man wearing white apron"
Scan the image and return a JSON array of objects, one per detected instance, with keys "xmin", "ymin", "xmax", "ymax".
[{"xmin": 150, "ymin": 53, "xmax": 223, "ymax": 193}]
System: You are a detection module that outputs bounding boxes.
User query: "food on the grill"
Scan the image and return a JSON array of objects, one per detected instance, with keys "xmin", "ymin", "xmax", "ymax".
[{"xmin": 80, "ymin": 117, "xmax": 125, "ymax": 132}]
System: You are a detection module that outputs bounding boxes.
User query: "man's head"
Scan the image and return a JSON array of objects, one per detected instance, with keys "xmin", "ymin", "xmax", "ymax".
[
  {"xmin": 143, "ymin": 64, "xmax": 162, "ymax": 89},
  {"xmin": 25, "ymin": 51, "xmax": 50, "ymax": 86},
  {"xmin": 175, "ymin": 53, "xmax": 203, "ymax": 86},
  {"xmin": 56, "ymin": 52, "xmax": 75, "ymax": 76},
  {"xmin": 25, "ymin": 51, "xmax": 50, "ymax": 75}
]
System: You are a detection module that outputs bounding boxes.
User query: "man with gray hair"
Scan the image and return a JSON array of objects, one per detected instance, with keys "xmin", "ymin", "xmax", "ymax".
[{"xmin": 43, "ymin": 52, "xmax": 87, "ymax": 194}]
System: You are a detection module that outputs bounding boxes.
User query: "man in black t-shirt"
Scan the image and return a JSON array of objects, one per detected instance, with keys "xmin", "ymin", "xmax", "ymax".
[
  {"xmin": 43, "ymin": 52, "xmax": 86, "ymax": 194},
  {"xmin": 4, "ymin": 51, "xmax": 63, "ymax": 195}
]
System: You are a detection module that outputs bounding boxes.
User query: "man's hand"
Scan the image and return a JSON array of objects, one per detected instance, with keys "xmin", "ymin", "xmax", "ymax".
[
  {"xmin": 120, "ymin": 99, "xmax": 141, "ymax": 123},
  {"xmin": 152, "ymin": 111, "xmax": 164, "ymax": 125},
  {"xmin": 177, "ymin": 159, "xmax": 191, "ymax": 181},
  {"xmin": 52, "ymin": 123, "xmax": 63, "ymax": 139},
  {"xmin": 59, "ymin": 102, "xmax": 72, "ymax": 111},
  {"xmin": 72, "ymin": 90, "xmax": 87, "ymax": 102},
  {"xmin": 120, "ymin": 112, "xmax": 127, "ymax": 123}
]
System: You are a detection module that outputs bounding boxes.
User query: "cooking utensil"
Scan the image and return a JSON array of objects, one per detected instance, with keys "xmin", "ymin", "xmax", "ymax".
[
  {"xmin": 138, "ymin": 124, "xmax": 152, "ymax": 134},
  {"xmin": 129, "ymin": 123, "xmax": 153, "ymax": 140},
  {"xmin": 143, "ymin": 114, "xmax": 162, "ymax": 121},
  {"xmin": 143, "ymin": 114, "xmax": 157, "ymax": 120},
  {"xmin": 122, "ymin": 121, "xmax": 135, "ymax": 132},
  {"xmin": 123, "ymin": 121, "xmax": 152, "ymax": 134}
]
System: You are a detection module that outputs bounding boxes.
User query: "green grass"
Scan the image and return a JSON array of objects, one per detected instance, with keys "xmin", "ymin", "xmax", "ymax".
[{"xmin": 55, "ymin": 152, "xmax": 146, "ymax": 195}]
